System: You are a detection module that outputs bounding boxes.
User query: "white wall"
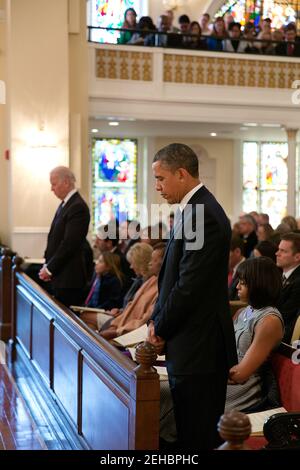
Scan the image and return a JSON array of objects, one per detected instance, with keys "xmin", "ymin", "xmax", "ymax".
[
  {"xmin": 0, "ymin": 0, "xmax": 9, "ymax": 245},
  {"xmin": 7, "ymin": 0, "xmax": 69, "ymax": 256}
]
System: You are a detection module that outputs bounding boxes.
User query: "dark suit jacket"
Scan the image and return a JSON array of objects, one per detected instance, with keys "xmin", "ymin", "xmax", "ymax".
[
  {"xmin": 241, "ymin": 231, "xmax": 257, "ymax": 258},
  {"xmin": 45, "ymin": 192, "xmax": 90, "ymax": 289},
  {"xmin": 151, "ymin": 186, "xmax": 237, "ymax": 375},
  {"xmin": 278, "ymin": 264, "xmax": 300, "ymax": 343}
]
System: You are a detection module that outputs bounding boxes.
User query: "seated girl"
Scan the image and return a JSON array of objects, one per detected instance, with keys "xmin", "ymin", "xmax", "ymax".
[
  {"xmin": 80, "ymin": 252, "xmax": 124, "ymax": 329},
  {"xmin": 226, "ymin": 256, "xmax": 284, "ymax": 412}
]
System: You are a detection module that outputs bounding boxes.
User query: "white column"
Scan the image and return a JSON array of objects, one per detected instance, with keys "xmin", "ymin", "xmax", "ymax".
[{"xmin": 286, "ymin": 129, "xmax": 298, "ymax": 216}]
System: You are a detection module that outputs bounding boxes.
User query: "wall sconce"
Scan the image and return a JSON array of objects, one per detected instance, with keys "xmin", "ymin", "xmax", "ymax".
[
  {"xmin": 29, "ymin": 122, "xmax": 57, "ymax": 152},
  {"xmin": 162, "ymin": 0, "xmax": 188, "ymax": 10}
]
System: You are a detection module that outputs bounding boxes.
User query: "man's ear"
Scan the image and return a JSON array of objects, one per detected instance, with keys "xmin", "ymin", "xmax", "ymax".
[
  {"xmin": 295, "ymin": 252, "xmax": 300, "ymax": 264},
  {"xmin": 177, "ymin": 168, "xmax": 187, "ymax": 181}
]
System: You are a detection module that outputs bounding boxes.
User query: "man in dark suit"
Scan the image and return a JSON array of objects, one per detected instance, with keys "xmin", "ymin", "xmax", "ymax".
[
  {"xmin": 39, "ymin": 166, "xmax": 90, "ymax": 307},
  {"xmin": 228, "ymin": 236, "xmax": 245, "ymax": 300},
  {"xmin": 276, "ymin": 232, "xmax": 300, "ymax": 343},
  {"xmin": 147, "ymin": 143, "xmax": 237, "ymax": 449}
]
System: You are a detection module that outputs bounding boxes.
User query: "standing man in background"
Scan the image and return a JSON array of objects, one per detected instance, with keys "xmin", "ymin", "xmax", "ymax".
[
  {"xmin": 39, "ymin": 166, "xmax": 90, "ymax": 307},
  {"xmin": 148, "ymin": 143, "xmax": 237, "ymax": 449}
]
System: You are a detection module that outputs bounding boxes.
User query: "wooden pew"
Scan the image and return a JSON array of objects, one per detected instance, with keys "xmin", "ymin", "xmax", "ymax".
[
  {"xmin": 9, "ymin": 257, "xmax": 160, "ymax": 450},
  {"xmin": 0, "ymin": 249, "xmax": 12, "ymax": 341}
]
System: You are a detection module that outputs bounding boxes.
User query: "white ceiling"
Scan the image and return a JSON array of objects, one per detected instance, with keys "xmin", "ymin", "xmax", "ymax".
[{"xmin": 89, "ymin": 118, "xmax": 294, "ymax": 141}]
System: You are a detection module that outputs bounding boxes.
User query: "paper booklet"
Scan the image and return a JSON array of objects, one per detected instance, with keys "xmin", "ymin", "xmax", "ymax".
[
  {"xmin": 70, "ymin": 305, "xmax": 108, "ymax": 314},
  {"xmin": 248, "ymin": 407, "xmax": 287, "ymax": 436},
  {"xmin": 113, "ymin": 324, "xmax": 148, "ymax": 347}
]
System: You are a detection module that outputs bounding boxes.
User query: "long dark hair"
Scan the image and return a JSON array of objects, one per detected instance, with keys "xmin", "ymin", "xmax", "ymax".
[{"xmin": 236, "ymin": 257, "xmax": 281, "ymax": 309}]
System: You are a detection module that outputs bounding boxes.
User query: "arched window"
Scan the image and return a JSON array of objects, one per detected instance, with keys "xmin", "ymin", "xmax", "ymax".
[
  {"xmin": 242, "ymin": 141, "xmax": 288, "ymax": 227},
  {"xmin": 92, "ymin": 138, "xmax": 137, "ymax": 229}
]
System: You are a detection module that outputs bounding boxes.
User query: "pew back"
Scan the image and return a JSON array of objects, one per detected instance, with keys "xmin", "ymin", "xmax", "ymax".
[
  {"xmin": 271, "ymin": 346, "xmax": 300, "ymax": 411},
  {"xmin": 0, "ymin": 250, "xmax": 12, "ymax": 341},
  {"xmin": 12, "ymin": 270, "xmax": 160, "ymax": 450}
]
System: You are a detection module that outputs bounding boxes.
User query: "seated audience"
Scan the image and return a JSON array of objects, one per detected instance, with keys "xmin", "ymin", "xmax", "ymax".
[
  {"xmin": 120, "ymin": 242, "xmax": 153, "ymax": 311},
  {"xmin": 256, "ymin": 223, "xmax": 274, "ymax": 242},
  {"xmin": 185, "ymin": 21, "xmax": 207, "ymax": 50},
  {"xmin": 100, "ymin": 243, "xmax": 165, "ymax": 340},
  {"xmin": 253, "ymin": 240, "xmax": 277, "ymax": 262},
  {"xmin": 276, "ymin": 23, "xmax": 300, "ymax": 57},
  {"xmin": 228, "ymin": 236, "xmax": 245, "ymax": 300},
  {"xmin": 199, "ymin": 13, "xmax": 211, "ymax": 36},
  {"xmin": 164, "ymin": 9, "xmax": 179, "ymax": 33},
  {"xmin": 95, "ymin": 223, "xmax": 134, "ymax": 293},
  {"xmin": 223, "ymin": 22, "xmax": 244, "ymax": 53},
  {"xmin": 178, "ymin": 14, "xmax": 190, "ymax": 34},
  {"xmin": 257, "ymin": 31, "xmax": 274, "ymax": 55},
  {"xmin": 239, "ymin": 214, "xmax": 258, "ymax": 258},
  {"xmin": 226, "ymin": 257, "xmax": 283, "ymax": 412},
  {"xmin": 118, "ymin": 219, "xmax": 140, "ymax": 255},
  {"xmin": 276, "ymin": 232, "xmax": 300, "ymax": 343},
  {"xmin": 224, "ymin": 13, "xmax": 234, "ymax": 31},
  {"xmin": 281, "ymin": 215, "xmax": 298, "ymax": 232},
  {"xmin": 207, "ymin": 17, "xmax": 227, "ymax": 51},
  {"xmin": 242, "ymin": 22, "xmax": 259, "ymax": 54},
  {"xmin": 128, "ymin": 16, "xmax": 156, "ymax": 45},
  {"xmin": 117, "ymin": 7, "xmax": 137, "ymax": 44}
]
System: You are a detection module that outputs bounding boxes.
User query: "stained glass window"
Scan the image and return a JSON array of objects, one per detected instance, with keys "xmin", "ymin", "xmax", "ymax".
[
  {"xmin": 215, "ymin": 0, "xmax": 297, "ymax": 29},
  {"xmin": 92, "ymin": 138, "xmax": 137, "ymax": 230},
  {"xmin": 88, "ymin": 0, "xmax": 144, "ymax": 43},
  {"xmin": 242, "ymin": 141, "xmax": 288, "ymax": 227}
]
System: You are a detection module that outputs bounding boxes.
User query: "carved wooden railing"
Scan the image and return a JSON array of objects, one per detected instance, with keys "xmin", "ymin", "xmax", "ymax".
[
  {"xmin": 0, "ymin": 248, "xmax": 12, "ymax": 341},
  {"xmin": 8, "ymin": 258, "xmax": 160, "ymax": 450}
]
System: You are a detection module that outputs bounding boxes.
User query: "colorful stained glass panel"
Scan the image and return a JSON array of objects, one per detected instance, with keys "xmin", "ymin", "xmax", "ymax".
[
  {"xmin": 215, "ymin": 0, "xmax": 296, "ymax": 29},
  {"xmin": 243, "ymin": 189, "xmax": 258, "ymax": 214},
  {"xmin": 260, "ymin": 143, "xmax": 288, "ymax": 190},
  {"xmin": 243, "ymin": 142, "xmax": 258, "ymax": 189},
  {"xmin": 92, "ymin": 138, "xmax": 137, "ymax": 229},
  {"xmin": 260, "ymin": 190, "xmax": 287, "ymax": 227},
  {"xmin": 89, "ymin": 0, "xmax": 142, "ymax": 43}
]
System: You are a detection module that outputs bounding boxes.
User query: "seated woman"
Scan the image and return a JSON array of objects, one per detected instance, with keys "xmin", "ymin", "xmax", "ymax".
[
  {"xmin": 111, "ymin": 242, "xmax": 153, "ymax": 316},
  {"xmin": 100, "ymin": 243, "xmax": 165, "ymax": 340},
  {"xmin": 226, "ymin": 256, "xmax": 284, "ymax": 412},
  {"xmin": 159, "ymin": 256, "xmax": 284, "ymax": 445},
  {"xmin": 79, "ymin": 252, "xmax": 124, "ymax": 329}
]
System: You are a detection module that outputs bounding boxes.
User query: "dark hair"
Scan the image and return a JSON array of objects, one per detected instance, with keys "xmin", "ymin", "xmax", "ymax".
[
  {"xmin": 280, "ymin": 232, "xmax": 300, "ymax": 254},
  {"xmin": 124, "ymin": 7, "xmax": 137, "ymax": 20},
  {"xmin": 254, "ymin": 241, "xmax": 277, "ymax": 262},
  {"xmin": 178, "ymin": 15, "xmax": 190, "ymax": 24},
  {"xmin": 230, "ymin": 236, "xmax": 244, "ymax": 253},
  {"xmin": 236, "ymin": 257, "xmax": 281, "ymax": 309},
  {"xmin": 137, "ymin": 16, "xmax": 156, "ymax": 32},
  {"xmin": 228, "ymin": 21, "xmax": 241, "ymax": 31},
  {"xmin": 258, "ymin": 223, "xmax": 274, "ymax": 240},
  {"xmin": 153, "ymin": 143, "xmax": 199, "ymax": 177}
]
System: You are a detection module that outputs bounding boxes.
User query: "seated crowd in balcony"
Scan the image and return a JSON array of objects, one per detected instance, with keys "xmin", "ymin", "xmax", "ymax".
[{"xmin": 115, "ymin": 7, "xmax": 300, "ymax": 57}]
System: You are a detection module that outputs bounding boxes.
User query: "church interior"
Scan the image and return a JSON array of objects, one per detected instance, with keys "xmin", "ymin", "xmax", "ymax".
[{"xmin": 0, "ymin": 0, "xmax": 300, "ymax": 454}]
